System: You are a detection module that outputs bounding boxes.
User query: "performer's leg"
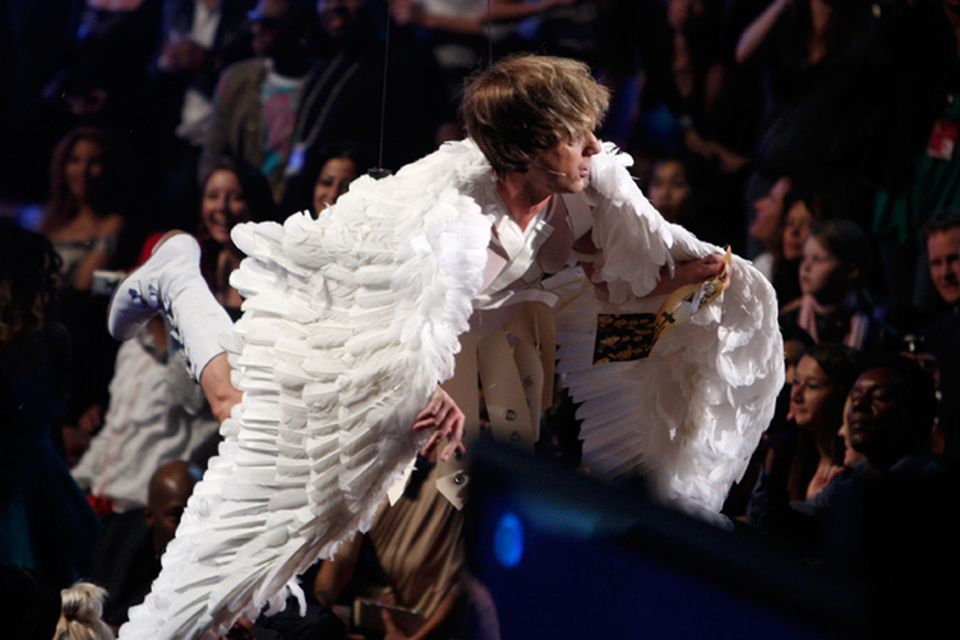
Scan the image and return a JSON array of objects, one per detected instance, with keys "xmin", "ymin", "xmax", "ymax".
[
  {"xmin": 108, "ymin": 231, "xmax": 240, "ymax": 421},
  {"xmin": 108, "ymin": 232, "xmax": 464, "ymax": 445}
]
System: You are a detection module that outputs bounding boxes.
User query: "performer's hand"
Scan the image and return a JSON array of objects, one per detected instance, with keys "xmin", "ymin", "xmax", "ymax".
[
  {"xmin": 649, "ymin": 253, "xmax": 725, "ymax": 296},
  {"xmin": 413, "ymin": 386, "xmax": 466, "ymax": 462},
  {"xmin": 675, "ymin": 253, "xmax": 725, "ymax": 285}
]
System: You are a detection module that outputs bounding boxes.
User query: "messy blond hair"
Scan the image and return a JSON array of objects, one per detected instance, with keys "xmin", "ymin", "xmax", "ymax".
[
  {"xmin": 55, "ymin": 583, "xmax": 114, "ymax": 640},
  {"xmin": 461, "ymin": 55, "xmax": 610, "ymax": 178}
]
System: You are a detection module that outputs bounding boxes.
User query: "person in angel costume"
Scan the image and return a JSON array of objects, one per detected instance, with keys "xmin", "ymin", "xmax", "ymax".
[{"xmin": 107, "ymin": 55, "xmax": 783, "ymax": 639}]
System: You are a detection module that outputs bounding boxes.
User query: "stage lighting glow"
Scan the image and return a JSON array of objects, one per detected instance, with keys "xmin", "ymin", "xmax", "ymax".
[{"xmin": 494, "ymin": 512, "xmax": 524, "ymax": 568}]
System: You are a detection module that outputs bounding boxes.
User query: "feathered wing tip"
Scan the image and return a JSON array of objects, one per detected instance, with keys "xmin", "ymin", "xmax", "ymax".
[
  {"xmin": 552, "ymin": 145, "xmax": 784, "ymax": 517},
  {"xmin": 119, "ymin": 141, "xmax": 493, "ymax": 639}
]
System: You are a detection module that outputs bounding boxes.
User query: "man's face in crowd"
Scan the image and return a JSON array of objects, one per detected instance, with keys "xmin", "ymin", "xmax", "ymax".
[
  {"xmin": 316, "ymin": 0, "xmax": 362, "ymax": 40},
  {"xmin": 846, "ymin": 368, "xmax": 906, "ymax": 459},
  {"xmin": 927, "ymin": 226, "xmax": 960, "ymax": 305}
]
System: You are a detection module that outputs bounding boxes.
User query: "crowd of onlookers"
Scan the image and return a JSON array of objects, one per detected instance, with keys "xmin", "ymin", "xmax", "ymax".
[{"xmin": 2, "ymin": 0, "xmax": 960, "ymax": 637}]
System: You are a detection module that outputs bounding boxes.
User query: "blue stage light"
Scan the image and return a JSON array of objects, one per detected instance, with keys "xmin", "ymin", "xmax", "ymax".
[{"xmin": 494, "ymin": 512, "xmax": 524, "ymax": 568}]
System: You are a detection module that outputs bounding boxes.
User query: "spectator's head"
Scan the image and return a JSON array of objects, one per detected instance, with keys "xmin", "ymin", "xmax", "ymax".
[
  {"xmin": 647, "ymin": 158, "xmax": 691, "ymax": 223},
  {"xmin": 790, "ymin": 344, "xmax": 861, "ymax": 433},
  {"xmin": 461, "ymin": 55, "xmax": 610, "ymax": 180},
  {"xmin": 310, "ymin": 142, "xmax": 372, "ymax": 212},
  {"xmin": 144, "ymin": 461, "xmax": 200, "ymax": 556},
  {"xmin": 921, "ymin": 208, "xmax": 960, "ymax": 306},
  {"xmin": 750, "ymin": 176, "xmax": 791, "ymax": 252},
  {"xmin": 316, "ymin": 0, "xmax": 368, "ymax": 42},
  {"xmin": 781, "ymin": 322, "xmax": 815, "ymax": 385},
  {"xmin": 781, "ymin": 185, "xmax": 820, "ymax": 262},
  {"xmin": 200, "ymin": 159, "xmax": 274, "ymax": 246},
  {"xmin": 54, "ymin": 582, "xmax": 113, "ymax": 640},
  {"xmin": 846, "ymin": 356, "xmax": 938, "ymax": 470},
  {"xmin": 248, "ymin": 0, "xmax": 312, "ymax": 58},
  {"xmin": 0, "ymin": 221, "xmax": 61, "ymax": 345},
  {"xmin": 799, "ymin": 219, "xmax": 866, "ymax": 304},
  {"xmin": 43, "ymin": 127, "xmax": 117, "ymax": 231}
]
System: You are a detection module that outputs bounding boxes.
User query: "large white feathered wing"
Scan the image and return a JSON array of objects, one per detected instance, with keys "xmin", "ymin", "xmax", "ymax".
[
  {"xmin": 118, "ymin": 141, "xmax": 492, "ymax": 639},
  {"xmin": 554, "ymin": 145, "xmax": 784, "ymax": 517}
]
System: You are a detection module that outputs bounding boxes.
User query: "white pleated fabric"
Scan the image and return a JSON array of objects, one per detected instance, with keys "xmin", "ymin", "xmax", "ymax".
[{"xmin": 118, "ymin": 140, "xmax": 782, "ymax": 639}]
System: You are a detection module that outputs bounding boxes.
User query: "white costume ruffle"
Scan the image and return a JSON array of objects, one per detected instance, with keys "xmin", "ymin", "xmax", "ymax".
[
  {"xmin": 119, "ymin": 140, "xmax": 782, "ymax": 639},
  {"xmin": 555, "ymin": 145, "xmax": 783, "ymax": 517}
]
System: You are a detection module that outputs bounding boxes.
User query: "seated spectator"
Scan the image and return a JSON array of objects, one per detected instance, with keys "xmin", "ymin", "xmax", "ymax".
[
  {"xmin": 201, "ymin": 0, "xmax": 314, "ymax": 204},
  {"xmin": 810, "ymin": 356, "xmax": 958, "ymax": 631},
  {"xmin": 774, "ymin": 181, "xmax": 820, "ymax": 303},
  {"xmin": 0, "ymin": 223, "xmax": 100, "ymax": 589},
  {"xmin": 837, "ymin": 394, "xmax": 865, "ymax": 469},
  {"xmin": 50, "ymin": 0, "xmax": 162, "ymax": 130},
  {"xmin": 282, "ymin": 0, "xmax": 450, "ymax": 207},
  {"xmin": 788, "ymin": 345, "xmax": 861, "ymax": 499},
  {"xmin": 71, "ymin": 301, "xmax": 216, "ymax": 512},
  {"xmin": 780, "ymin": 219, "xmax": 894, "ymax": 353},
  {"xmin": 747, "ymin": 344, "xmax": 861, "ymax": 528},
  {"xmin": 197, "ymin": 158, "xmax": 275, "ymax": 314},
  {"xmin": 306, "ymin": 142, "xmax": 372, "ymax": 215},
  {"xmin": 735, "ymin": 0, "xmax": 865, "ymax": 109},
  {"xmin": 919, "ymin": 209, "xmax": 960, "ymax": 463},
  {"xmin": 88, "ymin": 461, "xmax": 199, "ymax": 629},
  {"xmin": 923, "ymin": 208, "xmax": 960, "ymax": 316},
  {"xmin": 765, "ymin": 357, "xmax": 954, "ymax": 636},
  {"xmin": 54, "ymin": 582, "xmax": 115, "ymax": 640},
  {"xmin": 75, "ymin": 162, "xmax": 272, "ymax": 507},
  {"xmin": 40, "ymin": 127, "xmax": 128, "ymax": 464},
  {"xmin": 147, "ymin": 0, "xmax": 256, "ymax": 229},
  {"xmin": 802, "ymin": 355, "xmax": 942, "ymax": 509},
  {"xmin": 749, "ymin": 175, "xmax": 790, "ymax": 281},
  {"xmin": 847, "ymin": 360, "xmax": 936, "ymax": 473},
  {"xmin": 41, "ymin": 127, "xmax": 125, "ymax": 292},
  {"xmin": 646, "ymin": 157, "xmax": 691, "ymax": 224}
]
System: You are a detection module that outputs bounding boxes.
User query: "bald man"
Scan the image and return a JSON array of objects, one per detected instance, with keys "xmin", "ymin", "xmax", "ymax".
[
  {"xmin": 90, "ymin": 461, "xmax": 200, "ymax": 628},
  {"xmin": 145, "ymin": 461, "xmax": 198, "ymax": 557}
]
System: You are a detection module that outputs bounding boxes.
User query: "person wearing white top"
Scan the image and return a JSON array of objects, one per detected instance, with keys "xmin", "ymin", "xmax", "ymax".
[{"xmin": 107, "ymin": 55, "xmax": 783, "ymax": 639}]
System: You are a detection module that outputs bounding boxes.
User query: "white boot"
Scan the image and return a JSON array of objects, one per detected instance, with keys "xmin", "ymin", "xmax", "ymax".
[{"xmin": 107, "ymin": 232, "xmax": 233, "ymax": 381}]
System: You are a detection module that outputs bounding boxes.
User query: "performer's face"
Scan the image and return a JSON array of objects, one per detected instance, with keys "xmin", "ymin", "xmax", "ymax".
[
  {"xmin": 532, "ymin": 129, "xmax": 602, "ymax": 195},
  {"xmin": 202, "ymin": 169, "xmax": 250, "ymax": 245}
]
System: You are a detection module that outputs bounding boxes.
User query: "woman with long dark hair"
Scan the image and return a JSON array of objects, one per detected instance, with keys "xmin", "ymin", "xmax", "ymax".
[{"xmin": 41, "ymin": 127, "xmax": 124, "ymax": 291}]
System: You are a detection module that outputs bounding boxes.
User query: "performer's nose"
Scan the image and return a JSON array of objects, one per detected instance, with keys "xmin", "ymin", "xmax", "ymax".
[{"xmin": 584, "ymin": 131, "xmax": 601, "ymax": 156}]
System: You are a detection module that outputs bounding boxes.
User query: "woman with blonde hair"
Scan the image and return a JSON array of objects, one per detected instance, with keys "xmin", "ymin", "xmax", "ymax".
[{"xmin": 55, "ymin": 582, "xmax": 114, "ymax": 640}]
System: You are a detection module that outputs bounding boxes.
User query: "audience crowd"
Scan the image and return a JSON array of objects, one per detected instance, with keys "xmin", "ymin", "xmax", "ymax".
[{"xmin": 3, "ymin": 0, "xmax": 960, "ymax": 637}]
